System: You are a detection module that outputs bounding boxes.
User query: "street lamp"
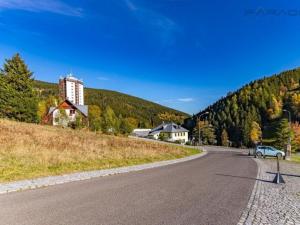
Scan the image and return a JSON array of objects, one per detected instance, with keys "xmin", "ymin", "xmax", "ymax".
[
  {"xmin": 282, "ymin": 109, "xmax": 292, "ymax": 160},
  {"xmin": 197, "ymin": 112, "xmax": 209, "ymax": 146}
]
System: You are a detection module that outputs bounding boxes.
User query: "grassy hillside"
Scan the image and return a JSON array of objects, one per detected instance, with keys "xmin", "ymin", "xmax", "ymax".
[
  {"xmin": 193, "ymin": 67, "xmax": 300, "ymax": 147},
  {"xmin": 0, "ymin": 119, "xmax": 199, "ymax": 183},
  {"xmin": 34, "ymin": 80, "xmax": 189, "ymax": 127}
]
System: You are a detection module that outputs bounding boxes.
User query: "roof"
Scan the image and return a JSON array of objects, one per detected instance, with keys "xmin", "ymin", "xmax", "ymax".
[
  {"xmin": 47, "ymin": 100, "xmax": 88, "ymax": 117},
  {"xmin": 75, "ymin": 105, "xmax": 88, "ymax": 117},
  {"xmin": 149, "ymin": 122, "xmax": 189, "ymax": 135},
  {"xmin": 48, "ymin": 107, "xmax": 56, "ymax": 115},
  {"xmin": 132, "ymin": 130, "xmax": 151, "ymax": 137},
  {"xmin": 60, "ymin": 74, "xmax": 83, "ymax": 83}
]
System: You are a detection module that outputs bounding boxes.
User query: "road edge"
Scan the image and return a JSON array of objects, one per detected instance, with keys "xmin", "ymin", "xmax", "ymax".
[
  {"xmin": 0, "ymin": 148, "xmax": 207, "ymax": 195},
  {"xmin": 237, "ymin": 157, "xmax": 260, "ymax": 225}
]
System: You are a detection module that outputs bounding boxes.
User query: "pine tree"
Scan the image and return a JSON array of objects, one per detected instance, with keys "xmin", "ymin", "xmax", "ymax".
[
  {"xmin": 0, "ymin": 54, "xmax": 38, "ymax": 122},
  {"xmin": 275, "ymin": 118, "xmax": 292, "ymax": 150},
  {"xmin": 194, "ymin": 67, "xmax": 300, "ymax": 147}
]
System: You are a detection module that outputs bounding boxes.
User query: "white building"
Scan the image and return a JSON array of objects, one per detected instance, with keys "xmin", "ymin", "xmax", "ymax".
[
  {"xmin": 148, "ymin": 122, "xmax": 189, "ymax": 143},
  {"xmin": 59, "ymin": 74, "xmax": 84, "ymax": 105},
  {"xmin": 132, "ymin": 129, "xmax": 151, "ymax": 137}
]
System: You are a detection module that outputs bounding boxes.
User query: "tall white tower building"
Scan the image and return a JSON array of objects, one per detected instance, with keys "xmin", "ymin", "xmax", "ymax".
[{"xmin": 59, "ymin": 74, "xmax": 84, "ymax": 105}]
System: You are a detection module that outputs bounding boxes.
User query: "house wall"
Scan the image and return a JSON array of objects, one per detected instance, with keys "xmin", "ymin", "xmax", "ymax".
[
  {"xmin": 52, "ymin": 109, "xmax": 77, "ymax": 126},
  {"xmin": 152, "ymin": 133, "xmax": 160, "ymax": 140},
  {"xmin": 169, "ymin": 132, "xmax": 188, "ymax": 143},
  {"xmin": 151, "ymin": 132, "xmax": 188, "ymax": 143}
]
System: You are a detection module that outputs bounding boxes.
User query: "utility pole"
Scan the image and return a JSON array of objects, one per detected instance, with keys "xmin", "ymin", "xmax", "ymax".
[
  {"xmin": 283, "ymin": 109, "xmax": 292, "ymax": 160},
  {"xmin": 197, "ymin": 112, "xmax": 209, "ymax": 146}
]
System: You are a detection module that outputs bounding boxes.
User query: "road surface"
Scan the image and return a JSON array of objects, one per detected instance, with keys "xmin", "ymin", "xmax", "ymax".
[{"xmin": 0, "ymin": 148, "xmax": 257, "ymax": 225}]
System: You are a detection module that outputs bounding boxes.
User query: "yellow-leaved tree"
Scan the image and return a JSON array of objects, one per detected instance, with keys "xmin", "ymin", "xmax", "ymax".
[
  {"xmin": 250, "ymin": 121, "xmax": 262, "ymax": 145},
  {"xmin": 267, "ymin": 95, "xmax": 282, "ymax": 119},
  {"xmin": 291, "ymin": 122, "xmax": 300, "ymax": 152},
  {"xmin": 291, "ymin": 93, "xmax": 300, "ymax": 117}
]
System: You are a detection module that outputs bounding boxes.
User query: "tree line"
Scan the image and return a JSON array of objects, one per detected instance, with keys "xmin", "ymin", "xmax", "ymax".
[{"xmin": 188, "ymin": 68, "xmax": 300, "ymax": 152}]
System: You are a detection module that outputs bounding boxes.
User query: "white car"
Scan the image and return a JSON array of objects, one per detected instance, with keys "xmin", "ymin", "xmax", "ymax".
[{"xmin": 256, "ymin": 146, "xmax": 285, "ymax": 158}]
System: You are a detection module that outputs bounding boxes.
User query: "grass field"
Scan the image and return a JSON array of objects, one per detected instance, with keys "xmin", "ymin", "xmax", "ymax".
[
  {"xmin": 291, "ymin": 154, "xmax": 300, "ymax": 163},
  {"xmin": 0, "ymin": 119, "xmax": 199, "ymax": 183}
]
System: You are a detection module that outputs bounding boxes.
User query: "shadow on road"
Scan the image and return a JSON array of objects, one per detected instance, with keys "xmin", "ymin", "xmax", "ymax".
[
  {"xmin": 233, "ymin": 153, "xmax": 253, "ymax": 158},
  {"xmin": 266, "ymin": 172, "xmax": 300, "ymax": 178},
  {"xmin": 215, "ymin": 173, "xmax": 272, "ymax": 183}
]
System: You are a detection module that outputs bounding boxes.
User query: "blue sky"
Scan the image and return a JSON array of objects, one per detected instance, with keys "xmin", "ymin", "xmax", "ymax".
[{"xmin": 1, "ymin": 0, "xmax": 300, "ymax": 114}]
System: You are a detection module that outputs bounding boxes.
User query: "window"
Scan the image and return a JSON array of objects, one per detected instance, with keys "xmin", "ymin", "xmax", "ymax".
[{"xmin": 70, "ymin": 109, "xmax": 75, "ymax": 115}]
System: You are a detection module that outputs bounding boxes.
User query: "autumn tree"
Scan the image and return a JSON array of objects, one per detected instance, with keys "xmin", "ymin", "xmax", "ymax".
[
  {"xmin": 88, "ymin": 105, "xmax": 102, "ymax": 131},
  {"xmin": 267, "ymin": 95, "xmax": 282, "ymax": 119},
  {"xmin": 291, "ymin": 93, "xmax": 300, "ymax": 118},
  {"xmin": 158, "ymin": 112, "xmax": 186, "ymax": 124},
  {"xmin": 37, "ymin": 100, "xmax": 47, "ymax": 122},
  {"xmin": 221, "ymin": 129, "xmax": 229, "ymax": 146},
  {"xmin": 250, "ymin": 121, "xmax": 262, "ymax": 145},
  {"xmin": 291, "ymin": 122, "xmax": 300, "ymax": 152},
  {"xmin": 194, "ymin": 121, "xmax": 216, "ymax": 145},
  {"xmin": 119, "ymin": 117, "xmax": 137, "ymax": 134},
  {"xmin": 37, "ymin": 95, "xmax": 59, "ymax": 123},
  {"xmin": 102, "ymin": 106, "xmax": 119, "ymax": 134}
]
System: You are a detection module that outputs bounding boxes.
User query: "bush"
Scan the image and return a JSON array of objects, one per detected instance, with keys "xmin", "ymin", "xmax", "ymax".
[{"xmin": 185, "ymin": 141, "xmax": 192, "ymax": 145}]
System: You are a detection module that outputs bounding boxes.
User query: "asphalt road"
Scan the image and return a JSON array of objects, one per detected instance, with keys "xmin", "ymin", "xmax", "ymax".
[{"xmin": 0, "ymin": 148, "xmax": 257, "ymax": 225}]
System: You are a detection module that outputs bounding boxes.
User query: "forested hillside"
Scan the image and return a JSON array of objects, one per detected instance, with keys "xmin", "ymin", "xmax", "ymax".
[
  {"xmin": 34, "ymin": 80, "xmax": 188, "ymax": 128},
  {"xmin": 193, "ymin": 68, "xmax": 300, "ymax": 150},
  {"xmin": 1, "ymin": 53, "xmax": 188, "ymax": 136}
]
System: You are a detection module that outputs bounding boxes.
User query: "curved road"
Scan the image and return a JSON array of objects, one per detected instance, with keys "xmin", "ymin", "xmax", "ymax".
[{"xmin": 0, "ymin": 148, "xmax": 257, "ymax": 225}]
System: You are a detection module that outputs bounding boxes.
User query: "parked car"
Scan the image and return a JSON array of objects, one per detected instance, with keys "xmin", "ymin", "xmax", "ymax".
[{"xmin": 255, "ymin": 146, "xmax": 285, "ymax": 158}]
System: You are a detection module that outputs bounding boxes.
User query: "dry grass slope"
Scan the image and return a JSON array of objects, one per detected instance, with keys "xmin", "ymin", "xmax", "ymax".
[{"xmin": 0, "ymin": 119, "xmax": 198, "ymax": 183}]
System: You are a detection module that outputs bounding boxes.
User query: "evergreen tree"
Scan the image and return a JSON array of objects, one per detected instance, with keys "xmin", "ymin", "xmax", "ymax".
[
  {"xmin": 275, "ymin": 118, "xmax": 292, "ymax": 150},
  {"xmin": 194, "ymin": 67, "xmax": 300, "ymax": 147},
  {"xmin": 0, "ymin": 54, "xmax": 38, "ymax": 122}
]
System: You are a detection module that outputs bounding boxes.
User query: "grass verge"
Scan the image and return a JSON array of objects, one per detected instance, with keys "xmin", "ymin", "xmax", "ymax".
[
  {"xmin": 0, "ymin": 119, "xmax": 200, "ymax": 183},
  {"xmin": 291, "ymin": 154, "xmax": 300, "ymax": 163}
]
